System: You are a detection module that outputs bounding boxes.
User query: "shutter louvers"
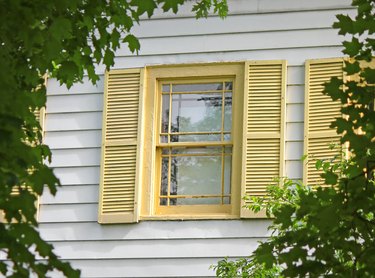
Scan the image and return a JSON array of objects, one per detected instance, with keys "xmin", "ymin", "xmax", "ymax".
[
  {"xmin": 304, "ymin": 58, "xmax": 344, "ymax": 187},
  {"xmin": 98, "ymin": 69, "xmax": 144, "ymax": 224},
  {"xmin": 33, "ymin": 109, "xmax": 41, "ymax": 122},
  {"xmin": 33, "ymin": 107, "xmax": 45, "ymax": 140},
  {"xmin": 241, "ymin": 61, "xmax": 286, "ymax": 218},
  {"xmin": 35, "ymin": 74, "xmax": 47, "ymax": 136}
]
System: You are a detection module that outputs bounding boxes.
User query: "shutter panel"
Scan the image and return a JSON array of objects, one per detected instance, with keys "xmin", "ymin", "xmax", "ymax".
[
  {"xmin": 33, "ymin": 107, "xmax": 45, "ymax": 139},
  {"xmin": 241, "ymin": 61, "xmax": 287, "ymax": 218},
  {"xmin": 34, "ymin": 109, "xmax": 41, "ymax": 122},
  {"xmin": 98, "ymin": 69, "xmax": 144, "ymax": 224},
  {"xmin": 0, "ymin": 78, "xmax": 46, "ymax": 222},
  {"xmin": 304, "ymin": 58, "xmax": 344, "ymax": 187}
]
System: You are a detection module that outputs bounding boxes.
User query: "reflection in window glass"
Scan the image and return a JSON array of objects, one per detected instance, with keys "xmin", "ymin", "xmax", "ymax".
[
  {"xmin": 224, "ymin": 155, "xmax": 232, "ymax": 195},
  {"xmin": 161, "ymin": 95, "xmax": 170, "ymax": 133},
  {"xmin": 162, "ymin": 84, "xmax": 170, "ymax": 92},
  {"xmin": 171, "ymin": 155, "xmax": 222, "ymax": 196},
  {"xmin": 175, "ymin": 197, "xmax": 222, "ymax": 205},
  {"xmin": 224, "ymin": 93, "xmax": 232, "ymax": 132},
  {"xmin": 171, "ymin": 134, "xmax": 222, "ymax": 142},
  {"xmin": 160, "ymin": 147, "xmax": 232, "ymax": 206},
  {"xmin": 225, "ymin": 82, "xmax": 233, "ymax": 91},
  {"xmin": 160, "ymin": 82, "xmax": 233, "ymax": 143},
  {"xmin": 171, "ymin": 94, "xmax": 222, "ymax": 133},
  {"xmin": 160, "ymin": 158, "xmax": 169, "ymax": 194},
  {"xmin": 173, "ymin": 83, "xmax": 223, "ymax": 92}
]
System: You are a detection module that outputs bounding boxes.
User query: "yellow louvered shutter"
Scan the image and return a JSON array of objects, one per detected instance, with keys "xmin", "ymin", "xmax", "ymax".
[
  {"xmin": 0, "ymin": 82, "xmax": 46, "ymax": 223},
  {"xmin": 34, "ymin": 109, "xmax": 41, "ymax": 122},
  {"xmin": 304, "ymin": 58, "xmax": 344, "ymax": 187},
  {"xmin": 35, "ymin": 74, "xmax": 47, "ymax": 129},
  {"xmin": 98, "ymin": 69, "xmax": 144, "ymax": 224},
  {"xmin": 33, "ymin": 107, "xmax": 45, "ymax": 138},
  {"xmin": 241, "ymin": 61, "xmax": 286, "ymax": 218}
]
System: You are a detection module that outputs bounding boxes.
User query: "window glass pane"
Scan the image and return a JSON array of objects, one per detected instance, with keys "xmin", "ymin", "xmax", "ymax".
[
  {"xmin": 160, "ymin": 135, "xmax": 168, "ymax": 143},
  {"xmin": 160, "ymin": 198, "xmax": 167, "ymax": 206},
  {"xmin": 224, "ymin": 154, "xmax": 232, "ymax": 195},
  {"xmin": 171, "ymin": 94, "xmax": 222, "ymax": 133},
  {"xmin": 171, "ymin": 134, "xmax": 221, "ymax": 142},
  {"xmin": 170, "ymin": 156, "xmax": 178, "ymax": 196},
  {"xmin": 162, "ymin": 84, "xmax": 170, "ymax": 92},
  {"xmin": 158, "ymin": 80, "xmax": 234, "ymax": 209},
  {"xmin": 160, "ymin": 158, "xmax": 169, "ymax": 196},
  {"xmin": 173, "ymin": 83, "xmax": 223, "ymax": 92},
  {"xmin": 225, "ymin": 82, "xmax": 233, "ymax": 91},
  {"xmin": 224, "ymin": 93, "xmax": 232, "ymax": 132},
  {"xmin": 171, "ymin": 146, "xmax": 222, "ymax": 155},
  {"xmin": 223, "ymin": 134, "xmax": 231, "ymax": 141},
  {"xmin": 172, "ymin": 197, "xmax": 221, "ymax": 205},
  {"xmin": 162, "ymin": 148, "xmax": 170, "ymax": 155},
  {"xmin": 169, "ymin": 155, "xmax": 222, "ymax": 197},
  {"xmin": 223, "ymin": 197, "xmax": 230, "ymax": 204},
  {"xmin": 161, "ymin": 95, "xmax": 170, "ymax": 133}
]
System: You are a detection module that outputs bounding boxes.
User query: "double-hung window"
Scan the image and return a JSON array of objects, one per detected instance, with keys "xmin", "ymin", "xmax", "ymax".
[
  {"xmin": 156, "ymin": 79, "xmax": 234, "ymax": 215},
  {"xmin": 145, "ymin": 64, "xmax": 244, "ymax": 219}
]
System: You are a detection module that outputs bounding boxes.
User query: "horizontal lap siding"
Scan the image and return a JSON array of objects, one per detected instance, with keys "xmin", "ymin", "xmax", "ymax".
[
  {"xmin": 42, "ymin": 1, "xmax": 352, "ymax": 277},
  {"xmin": 50, "ymin": 238, "xmax": 261, "ymax": 260},
  {"xmin": 133, "ymin": 9, "xmax": 353, "ymax": 38},
  {"xmin": 45, "ymin": 130, "xmax": 102, "ymax": 149},
  {"xmin": 113, "ymin": 47, "xmax": 346, "ymax": 71},
  {"xmin": 116, "ymin": 29, "xmax": 342, "ymax": 57},
  {"xmin": 41, "ymin": 185, "xmax": 99, "ymax": 204},
  {"xmin": 69, "ymin": 258, "xmax": 238, "ymax": 278},
  {"xmin": 40, "ymin": 220, "xmax": 272, "ymax": 241},
  {"xmin": 146, "ymin": 0, "xmax": 351, "ymax": 19}
]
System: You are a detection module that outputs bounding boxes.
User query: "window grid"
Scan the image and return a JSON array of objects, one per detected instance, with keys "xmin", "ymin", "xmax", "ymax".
[{"xmin": 158, "ymin": 80, "xmax": 233, "ymax": 207}]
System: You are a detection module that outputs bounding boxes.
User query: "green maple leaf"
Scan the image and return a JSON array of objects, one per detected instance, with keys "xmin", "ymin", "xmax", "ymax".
[
  {"xmin": 131, "ymin": 0, "xmax": 157, "ymax": 17},
  {"xmin": 344, "ymin": 60, "xmax": 361, "ymax": 75},
  {"xmin": 123, "ymin": 34, "xmax": 140, "ymax": 54},
  {"xmin": 324, "ymin": 77, "xmax": 343, "ymax": 101},
  {"xmin": 159, "ymin": 0, "xmax": 184, "ymax": 13},
  {"xmin": 343, "ymin": 38, "xmax": 363, "ymax": 56},
  {"xmin": 323, "ymin": 171, "xmax": 338, "ymax": 185},
  {"xmin": 334, "ymin": 14, "xmax": 354, "ymax": 35},
  {"xmin": 362, "ymin": 68, "xmax": 375, "ymax": 84},
  {"xmin": 49, "ymin": 17, "xmax": 72, "ymax": 40}
]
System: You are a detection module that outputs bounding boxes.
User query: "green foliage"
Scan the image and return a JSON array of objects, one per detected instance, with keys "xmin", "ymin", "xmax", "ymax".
[
  {"xmin": 212, "ymin": 258, "xmax": 282, "ymax": 278},
  {"xmin": 193, "ymin": 0, "xmax": 228, "ymax": 18},
  {"xmin": 0, "ymin": 0, "xmax": 228, "ymax": 277},
  {"xmin": 247, "ymin": 154, "xmax": 375, "ymax": 276},
  {"xmin": 214, "ymin": 0, "xmax": 375, "ymax": 276}
]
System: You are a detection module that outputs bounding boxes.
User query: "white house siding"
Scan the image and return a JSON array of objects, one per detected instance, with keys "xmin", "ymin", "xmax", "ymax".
[{"xmin": 40, "ymin": 0, "xmax": 353, "ymax": 277}]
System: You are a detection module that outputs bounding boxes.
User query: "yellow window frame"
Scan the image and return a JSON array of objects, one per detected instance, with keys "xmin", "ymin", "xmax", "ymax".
[
  {"xmin": 155, "ymin": 78, "xmax": 234, "ymax": 215},
  {"xmin": 141, "ymin": 63, "xmax": 244, "ymax": 219}
]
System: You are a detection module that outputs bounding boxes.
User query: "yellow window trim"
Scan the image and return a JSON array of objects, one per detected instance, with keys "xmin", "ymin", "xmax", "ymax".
[
  {"xmin": 141, "ymin": 63, "xmax": 244, "ymax": 219},
  {"xmin": 154, "ymin": 77, "xmax": 235, "ymax": 215}
]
